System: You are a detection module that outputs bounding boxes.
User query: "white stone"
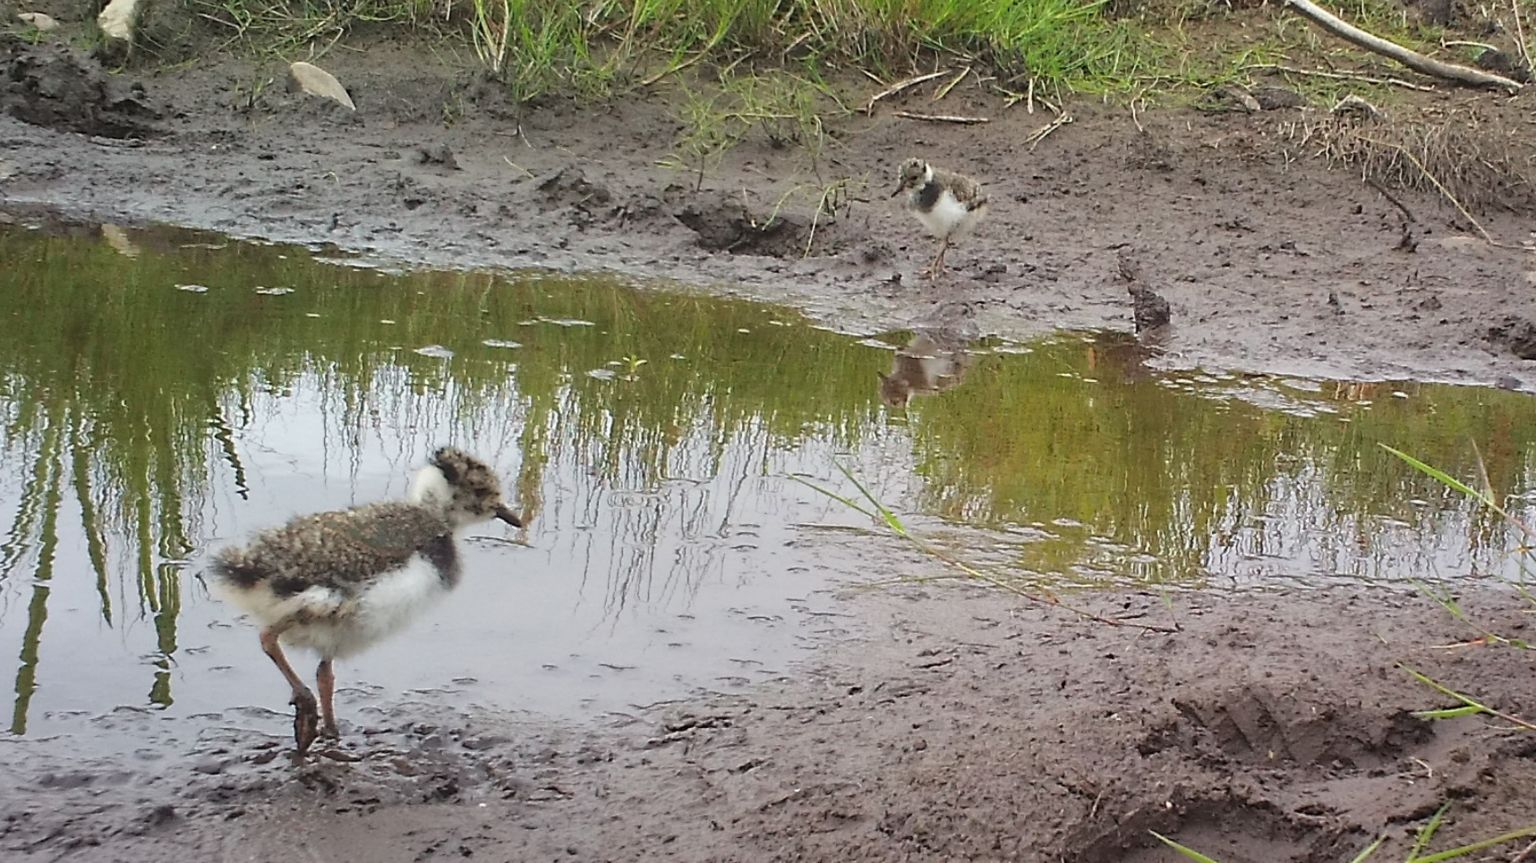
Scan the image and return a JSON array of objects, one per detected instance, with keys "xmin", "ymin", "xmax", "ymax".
[
  {"xmin": 288, "ymin": 61, "xmax": 356, "ymax": 111},
  {"xmin": 97, "ymin": 0, "xmax": 140, "ymax": 44},
  {"xmin": 17, "ymin": 12, "xmax": 61, "ymax": 31}
]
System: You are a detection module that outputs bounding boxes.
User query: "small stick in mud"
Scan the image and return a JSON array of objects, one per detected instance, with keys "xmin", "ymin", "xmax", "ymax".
[
  {"xmin": 1366, "ymin": 178, "xmax": 1418, "ymax": 252},
  {"xmin": 1245, "ymin": 62, "xmax": 1436, "ymax": 92},
  {"xmin": 893, "ymin": 111, "xmax": 990, "ymax": 125},
  {"xmin": 864, "ymin": 71, "xmax": 949, "ymax": 114},
  {"xmin": 1024, "ymin": 113, "xmax": 1073, "ymax": 151},
  {"xmin": 932, "ymin": 67, "xmax": 970, "ymax": 102}
]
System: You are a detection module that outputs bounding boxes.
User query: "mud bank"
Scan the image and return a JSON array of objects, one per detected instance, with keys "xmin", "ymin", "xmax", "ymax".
[
  {"xmin": 4, "ymin": 29, "xmax": 1536, "ymax": 863},
  {"xmin": 1, "ymin": 35, "xmax": 1535, "ymax": 385},
  {"xmin": 4, "ymin": 581, "xmax": 1534, "ymax": 862}
]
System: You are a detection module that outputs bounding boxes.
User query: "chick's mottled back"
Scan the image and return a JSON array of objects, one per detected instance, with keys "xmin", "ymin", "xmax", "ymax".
[{"xmin": 212, "ymin": 503, "xmax": 459, "ymax": 596}]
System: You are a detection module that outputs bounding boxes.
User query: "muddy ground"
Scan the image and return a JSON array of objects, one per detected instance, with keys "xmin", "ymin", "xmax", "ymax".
[
  {"xmin": 3, "ymin": 22, "xmax": 1536, "ymax": 863},
  {"xmin": 5, "ymin": 575, "xmax": 1536, "ymax": 863}
]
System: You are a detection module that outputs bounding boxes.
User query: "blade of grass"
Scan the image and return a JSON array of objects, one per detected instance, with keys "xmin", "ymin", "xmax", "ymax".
[
  {"xmin": 1409, "ymin": 824, "xmax": 1536, "ymax": 862},
  {"xmin": 1149, "ymin": 831, "xmax": 1223, "ymax": 863},
  {"xmin": 801, "ymin": 462, "xmax": 1179, "ymax": 634},
  {"xmin": 1380, "ymin": 444, "xmax": 1495, "ymax": 508},
  {"xmin": 1400, "ymin": 665, "xmax": 1536, "ymax": 732},
  {"xmin": 1412, "ymin": 704, "xmax": 1488, "ymax": 720},
  {"xmin": 789, "ymin": 474, "xmax": 877, "ymax": 520},
  {"xmin": 1409, "ymin": 803, "xmax": 1452, "ymax": 860},
  {"xmin": 1348, "ymin": 834, "xmax": 1388, "ymax": 863}
]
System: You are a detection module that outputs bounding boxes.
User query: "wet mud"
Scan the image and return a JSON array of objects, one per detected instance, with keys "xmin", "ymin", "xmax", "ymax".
[
  {"xmin": 3, "ymin": 28, "xmax": 1536, "ymax": 863},
  {"xmin": 5, "ymin": 582, "xmax": 1534, "ymax": 862}
]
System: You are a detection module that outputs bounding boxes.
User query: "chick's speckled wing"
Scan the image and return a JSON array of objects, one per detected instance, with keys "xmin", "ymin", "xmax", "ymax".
[
  {"xmin": 934, "ymin": 168, "xmax": 987, "ymax": 210},
  {"xmin": 215, "ymin": 502, "xmax": 452, "ymax": 591}
]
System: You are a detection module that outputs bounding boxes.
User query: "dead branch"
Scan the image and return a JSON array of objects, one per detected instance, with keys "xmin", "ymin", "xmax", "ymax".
[
  {"xmin": 1282, "ymin": 0, "xmax": 1522, "ymax": 93},
  {"xmin": 933, "ymin": 66, "xmax": 970, "ymax": 101},
  {"xmin": 1246, "ymin": 62, "xmax": 1436, "ymax": 92},
  {"xmin": 864, "ymin": 71, "xmax": 948, "ymax": 114},
  {"xmin": 1366, "ymin": 178, "xmax": 1418, "ymax": 251},
  {"xmin": 1024, "ymin": 113, "xmax": 1073, "ymax": 150},
  {"xmin": 893, "ymin": 111, "xmax": 989, "ymax": 125}
]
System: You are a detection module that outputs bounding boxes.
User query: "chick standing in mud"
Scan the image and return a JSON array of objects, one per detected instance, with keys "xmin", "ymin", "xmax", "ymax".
[
  {"xmin": 891, "ymin": 158, "xmax": 988, "ymax": 280},
  {"xmin": 208, "ymin": 447, "xmax": 523, "ymax": 754}
]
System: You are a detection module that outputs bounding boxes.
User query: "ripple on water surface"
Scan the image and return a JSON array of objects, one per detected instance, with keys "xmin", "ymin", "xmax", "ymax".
[{"xmin": 1, "ymin": 216, "xmax": 1534, "ymax": 751}]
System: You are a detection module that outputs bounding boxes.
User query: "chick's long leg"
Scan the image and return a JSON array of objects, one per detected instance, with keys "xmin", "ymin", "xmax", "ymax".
[
  {"xmin": 260, "ymin": 626, "xmax": 319, "ymax": 754},
  {"xmin": 924, "ymin": 237, "xmax": 950, "ymax": 280},
  {"xmin": 317, "ymin": 658, "xmax": 340, "ymax": 739}
]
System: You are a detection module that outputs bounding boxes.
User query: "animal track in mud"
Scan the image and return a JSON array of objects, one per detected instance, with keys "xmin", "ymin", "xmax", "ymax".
[
  {"xmin": 1070, "ymin": 791, "xmax": 1363, "ymax": 863},
  {"xmin": 1155, "ymin": 686, "xmax": 1433, "ymax": 771}
]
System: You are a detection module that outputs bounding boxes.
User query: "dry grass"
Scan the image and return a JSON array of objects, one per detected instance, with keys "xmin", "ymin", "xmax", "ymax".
[{"xmin": 1278, "ymin": 103, "xmax": 1536, "ymax": 213}]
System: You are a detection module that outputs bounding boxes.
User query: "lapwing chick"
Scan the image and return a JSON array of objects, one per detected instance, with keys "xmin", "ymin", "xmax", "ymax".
[
  {"xmin": 891, "ymin": 158, "xmax": 988, "ymax": 280},
  {"xmin": 209, "ymin": 447, "xmax": 523, "ymax": 754}
]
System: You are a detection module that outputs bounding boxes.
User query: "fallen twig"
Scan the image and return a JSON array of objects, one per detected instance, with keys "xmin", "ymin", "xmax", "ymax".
[
  {"xmin": 864, "ymin": 70, "xmax": 948, "ymax": 114},
  {"xmin": 893, "ymin": 110, "xmax": 989, "ymax": 125},
  {"xmin": 1513, "ymin": 0, "xmax": 1534, "ymax": 78},
  {"xmin": 1366, "ymin": 177, "xmax": 1417, "ymax": 251},
  {"xmin": 1246, "ymin": 62, "xmax": 1436, "ymax": 92},
  {"xmin": 502, "ymin": 156, "xmax": 534, "ymax": 178},
  {"xmin": 639, "ymin": 52, "xmax": 704, "ymax": 87},
  {"xmin": 1282, "ymin": 0, "xmax": 1523, "ymax": 93},
  {"xmin": 933, "ymin": 66, "xmax": 970, "ymax": 101},
  {"xmin": 1024, "ymin": 112, "xmax": 1073, "ymax": 150}
]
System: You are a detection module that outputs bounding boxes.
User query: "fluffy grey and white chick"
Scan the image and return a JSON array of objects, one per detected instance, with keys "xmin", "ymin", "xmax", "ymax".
[
  {"xmin": 891, "ymin": 158, "xmax": 988, "ymax": 279},
  {"xmin": 209, "ymin": 447, "xmax": 523, "ymax": 754}
]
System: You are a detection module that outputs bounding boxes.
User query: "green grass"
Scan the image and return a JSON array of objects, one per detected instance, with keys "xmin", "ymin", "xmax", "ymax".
[{"xmin": 172, "ymin": 0, "xmax": 1535, "ymax": 164}]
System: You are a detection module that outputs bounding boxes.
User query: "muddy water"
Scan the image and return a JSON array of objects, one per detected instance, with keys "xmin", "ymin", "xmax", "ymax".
[{"xmin": 2, "ymin": 217, "xmax": 1535, "ymax": 747}]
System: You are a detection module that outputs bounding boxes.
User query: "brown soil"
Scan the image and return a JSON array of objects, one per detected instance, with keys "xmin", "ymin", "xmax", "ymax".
[
  {"xmin": 3, "ymin": 25, "xmax": 1536, "ymax": 863},
  {"xmin": 5, "ymin": 576, "xmax": 1535, "ymax": 863}
]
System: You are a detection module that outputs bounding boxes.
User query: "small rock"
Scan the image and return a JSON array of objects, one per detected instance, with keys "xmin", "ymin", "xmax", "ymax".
[
  {"xmin": 1117, "ymin": 249, "xmax": 1171, "ymax": 334},
  {"xmin": 287, "ymin": 61, "xmax": 356, "ymax": 111},
  {"xmin": 1489, "ymin": 316, "xmax": 1536, "ymax": 360},
  {"xmin": 97, "ymin": 0, "xmax": 140, "ymax": 49},
  {"xmin": 1252, "ymin": 86, "xmax": 1304, "ymax": 111},
  {"xmin": 417, "ymin": 145, "xmax": 459, "ymax": 169},
  {"xmin": 17, "ymin": 12, "xmax": 60, "ymax": 31},
  {"xmin": 192, "ymin": 757, "xmax": 226, "ymax": 775}
]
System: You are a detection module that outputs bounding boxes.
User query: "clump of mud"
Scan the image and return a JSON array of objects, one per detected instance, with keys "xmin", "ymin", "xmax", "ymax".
[
  {"xmin": 1487, "ymin": 315, "xmax": 1536, "ymax": 359},
  {"xmin": 0, "ymin": 37, "xmax": 160, "ymax": 138},
  {"xmin": 525, "ymin": 165, "xmax": 822, "ymax": 257},
  {"xmin": 675, "ymin": 189, "xmax": 813, "ymax": 257}
]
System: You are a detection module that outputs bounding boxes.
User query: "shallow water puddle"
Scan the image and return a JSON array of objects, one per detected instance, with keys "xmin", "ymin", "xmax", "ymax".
[{"xmin": 2, "ymin": 217, "xmax": 1535, "ymax": 743}]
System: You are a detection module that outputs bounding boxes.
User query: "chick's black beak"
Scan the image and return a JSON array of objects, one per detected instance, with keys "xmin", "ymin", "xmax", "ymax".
[
  {"xmin": 495, "ymin": 505, "xmax": 524, "ymax": 527},
  {"xmin": 889, "ymin": 184, "xmax": 903, "ymax": 198}
]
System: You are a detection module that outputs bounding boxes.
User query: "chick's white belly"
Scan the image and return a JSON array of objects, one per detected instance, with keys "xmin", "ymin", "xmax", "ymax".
[
  {"xmin": 300, "ymin": 556, "xmax": 448, "ymax": 658},
  {"xmin": 219, "ymin": 555, "xmax": 450, "ymax": 660},
  {"xmin": 914, "ymin": 191, "xmax": 977, "ymax": 239}
]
